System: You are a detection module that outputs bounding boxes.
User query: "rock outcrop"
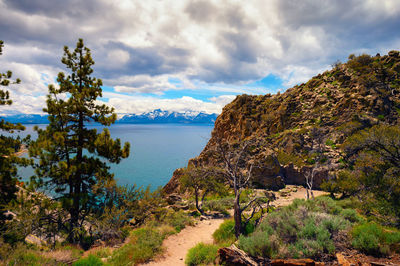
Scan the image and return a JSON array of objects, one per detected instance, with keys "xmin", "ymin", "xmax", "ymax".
[{"xmin": 164, "ymin": 51, "xmax": 400, "ymax": 193}]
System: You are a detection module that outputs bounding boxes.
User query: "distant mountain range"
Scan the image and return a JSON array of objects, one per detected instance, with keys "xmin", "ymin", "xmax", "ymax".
[{"xmin": 1, "ymin": 109, "xmax": 218, "ymax": 124}]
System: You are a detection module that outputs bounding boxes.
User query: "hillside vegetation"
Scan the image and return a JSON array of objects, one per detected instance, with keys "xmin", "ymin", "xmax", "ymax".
[{"xmin": 166, "ymin": 50, "xmax": 400, "ymax": 192}]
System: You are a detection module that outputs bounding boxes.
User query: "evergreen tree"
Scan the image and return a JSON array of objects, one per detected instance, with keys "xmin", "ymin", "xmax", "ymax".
[
  {"xmin": 29, "ymin": 39, "xmax": 130, "ymax": 243},
  {"xmin": 0, "ymin": 40, "xmax": 24, "ymax": 230}
]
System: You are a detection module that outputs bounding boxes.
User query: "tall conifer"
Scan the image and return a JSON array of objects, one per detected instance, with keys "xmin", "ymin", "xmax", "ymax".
[
  {"xmin": 30, "ymin": 39, "xmax": 130, "ymax": 242},
  {"xmin": 0, "ymin": 40, "xmax": 24, "ymax": 229}
]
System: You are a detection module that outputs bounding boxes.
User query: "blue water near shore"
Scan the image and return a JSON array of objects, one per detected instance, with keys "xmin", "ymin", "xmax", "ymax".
[{"xmin": 17, "ymin": 124, "xmax": 213, "ymax": 190}]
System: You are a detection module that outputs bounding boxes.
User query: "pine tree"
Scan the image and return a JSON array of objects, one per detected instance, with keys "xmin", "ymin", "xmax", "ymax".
[
  {"xmin": 0, "ymin": 40, "xmax": 24, "ymax": 229},
  {"xmin": 29, "ymin": 39, "xmax": 130, "ymax": 243}
]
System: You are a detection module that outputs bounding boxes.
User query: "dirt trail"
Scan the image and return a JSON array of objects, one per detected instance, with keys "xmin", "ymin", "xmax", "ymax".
[
  {"xmin": 272, "ymin": 185, "xmax": 329, "ymax": 208},
  {"xmin": 142, "ymin": 186, "xmax": 328, "ymax": 266},
  {"xmin": 143, "ymin": 217, "xmax": 225, "ymax": 266}
]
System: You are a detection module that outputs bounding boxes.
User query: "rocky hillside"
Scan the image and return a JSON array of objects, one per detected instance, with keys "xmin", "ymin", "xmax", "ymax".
[{"xmin": 164, "ymin": 50, "xmax": 400, "ymax": 193}]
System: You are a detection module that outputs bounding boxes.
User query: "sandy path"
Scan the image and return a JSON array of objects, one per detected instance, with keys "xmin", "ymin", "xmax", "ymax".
[
  {"xmin": 143, "ymin": 218, "xmax": 225, "ymax": 266},
  {"xmin": 142, "ymin": 186, "xmax": 327, "ymax": 266},
  {"xmin": 272, "ymin": 185, "xmax": 329, "ymax": 208}
]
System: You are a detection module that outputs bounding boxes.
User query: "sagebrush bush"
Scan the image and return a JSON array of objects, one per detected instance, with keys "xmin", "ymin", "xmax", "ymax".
[
  {"xmin": 204, "ymin": 197, "xmax": 233, "ymax": 214},
  {"xmin": 239, "ymin": 231, "xmax": 278, "ymax": 258},
  {"xmin": 185, "ymin": 243, "xmax": 219, "ymax": 266},
  {"xmin": 239, "ymin": 197, "xmax": 353, "ymax": 260},
  {"xmin": 340, "ymin": 208, "xmax": 363, "ymax": 223}
]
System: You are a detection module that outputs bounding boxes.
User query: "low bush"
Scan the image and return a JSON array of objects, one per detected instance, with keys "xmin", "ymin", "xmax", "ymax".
[
  {"xmin": 73, "ymin": 255, "xmax": 104, "ymax": 266},
  {"xmin": 340, "ymin": 208, "xmax": 363, "ymax": 223},
  {"xmin": 185, "ymin": 243, "xmax": 219, "ymax": 266},
  {"xmin": 239, "ymin": 197, "xmax": 353, "ymax": 260},
  {"xmin": 163, "ymin": 210, "xmax": 193, "ymax": 232},
  {"xmin": 351, "ymin": 222, "xmax": 400, "ymax": 256},
  {"xmin": 204, "ymin": 197, "xmax": 233, "ymax": 215},
  {"xmin": 239, "ymin": 231, "xmax": 279, "ymax": 258}
]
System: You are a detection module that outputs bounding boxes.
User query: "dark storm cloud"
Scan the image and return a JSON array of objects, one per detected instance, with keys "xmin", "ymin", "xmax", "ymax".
[
  {"xmin": 93, "ymin": 41, "xmax": 192, "ymax": 83},
  {"xmin": 274, "ymin": 0, "xmax": 400, "ymax": 50}
]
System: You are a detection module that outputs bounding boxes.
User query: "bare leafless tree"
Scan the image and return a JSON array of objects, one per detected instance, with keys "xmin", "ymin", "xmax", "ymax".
[
  {"xmin": 212, "ymin": 138, "xmax": 274, "ymax": 238},
  {"xmin": 305, "ymin": 127, "xmax": 326, "ymax": 200}
]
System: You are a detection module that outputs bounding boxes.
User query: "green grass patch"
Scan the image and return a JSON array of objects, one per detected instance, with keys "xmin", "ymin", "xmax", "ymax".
[
  {"xmin": 352, "ymin": 222, "xmax": 400, "ymax": 256},
  {"xmin": 73, "ymin": 255, "xmax": 104, "ymax": 266},
  {"xmin": 109, "ymin": 227, "xmax": 165, "ymax": 265},
  {"xmin": 213, "ymin": 219, "xmax": 236, "ymax": 246},
  {"xmin": 185, "ymin": 243, "xmax": 219, "ymax": 266},
  {"xmin": 6, "ymin": 245, "xmax": 58, "ymax": 266}
]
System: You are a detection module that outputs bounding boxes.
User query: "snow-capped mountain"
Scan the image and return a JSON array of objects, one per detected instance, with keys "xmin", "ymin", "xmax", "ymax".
[
  {"xmin": 117, "ymin": 109, "xmax": 218, "ymax": 124},
  {"xmin": 2, "ymin": 110, "xmax": 218, "ymax": 124},
  {"xmin": 1, "ymin": 114, "xmax": 49, "ymax": 124}
]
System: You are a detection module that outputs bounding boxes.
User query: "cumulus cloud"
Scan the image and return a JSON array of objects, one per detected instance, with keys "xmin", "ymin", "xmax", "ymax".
[
  {"xmin": 101, "ymin": 92, "xmax": 234, "ymax": 114},
  {"xmin": 1, "ymin": 0, "xmax": 400, "ymax": 114}
]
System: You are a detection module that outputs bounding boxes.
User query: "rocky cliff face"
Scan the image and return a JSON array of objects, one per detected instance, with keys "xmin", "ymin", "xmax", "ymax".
[{"xmin": 164, "ymin": 51, "xmax": 400, "ymax": 194}]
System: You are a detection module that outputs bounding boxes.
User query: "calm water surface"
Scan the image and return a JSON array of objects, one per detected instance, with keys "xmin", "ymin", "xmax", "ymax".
[{"xmin": 17, "ymin": 124, "xmax": 213, "ymax": 190}]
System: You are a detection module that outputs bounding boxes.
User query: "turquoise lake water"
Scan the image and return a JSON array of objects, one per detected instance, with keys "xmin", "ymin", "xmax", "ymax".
[{"xmin": 16, "ymin": 124, "xmax": 213, "ymax": 190}]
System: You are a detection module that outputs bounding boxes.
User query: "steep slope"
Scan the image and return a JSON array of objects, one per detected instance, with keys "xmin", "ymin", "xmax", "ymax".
[{"xmin": 164, "ymin": 51, "xmax": 400, "ymax": 193}]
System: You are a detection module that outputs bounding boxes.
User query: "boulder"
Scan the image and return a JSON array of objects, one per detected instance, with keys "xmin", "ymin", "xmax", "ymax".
[
  {"xmin": 282, "ymin": 164, "xmax": 330, "ymax": 189},
  {"xmin": 282, "ymin": 164, "xmax": 304, "ymax": 185},
  {"xmin": 251, "ymin": 151, "xmax": 284, "ymax": 190}
]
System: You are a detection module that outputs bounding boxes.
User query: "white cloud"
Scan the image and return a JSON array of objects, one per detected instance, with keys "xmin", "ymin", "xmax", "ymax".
[
  {"xmin": 1, "ymin": 0, "xmax": 400, "ymax": 114},
  {"xmin": 110, "ymin": 74, "xmax": 177, "ymax": 94},
  {"xmin": 106, "ymin": 49, "xmax": 130, "ymax": 67},
  {"xmin": 101, "ymin": 93, "xmax": 233, "ymax": 114}
]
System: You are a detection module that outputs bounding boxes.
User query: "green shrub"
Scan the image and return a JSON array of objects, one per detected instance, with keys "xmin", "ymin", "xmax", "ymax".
[
  {"xmin": 239, "ymin": 197, "xmax": 354, "ymax": 260},
  {"xmin": 386, "ymin": 229, "xmax": 400, "ymax": 245},
  {"xmin": 109, "ymin": 227, "xmax": 165, "ymax": 265},
  {"xmin": 351, "ymin": 222, "xmax": 395, "ymax": 256},
  {"xmin": 204, "ymin": 197, "xmax": 233, "ymax": 215},
  {"xmin": 321, "ymin": 215, "xmax": 349, "ymax": 234},
  {"xmin": 185, "ymin": 243, "xmax": 219, "ymax": 266},
  {"xmin": 213, "ymin": 219, "xmax": 236, "ymax": 246},
  {"xmin": 73, "ymin": 255, "xmax": 104, "ymax": 266},
  {"xmin": 163, "ymin": 210, "xmax": 193, "ymax": 232},
  {"xmin": 238, "ymin": 231, "xmax": 279, "ymax": 258},
  {"xmin": 340, "ymin": 208, "xmax": 363, "ymax": 223}
]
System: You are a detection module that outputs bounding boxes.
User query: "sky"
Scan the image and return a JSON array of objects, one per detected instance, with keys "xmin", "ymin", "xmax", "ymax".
[{"xmin": 1, "ymin": 0, "xmax": 400, "ymax": 115}]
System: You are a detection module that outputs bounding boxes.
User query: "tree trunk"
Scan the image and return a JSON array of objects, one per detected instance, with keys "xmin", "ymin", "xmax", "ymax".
[
  {"xmin": 234, "ymin": 192, "xmax": 242, "ymax": 238},
  {"xmin": 194, "ymin": 189, "xmax": 204, "ymax": 215}
]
